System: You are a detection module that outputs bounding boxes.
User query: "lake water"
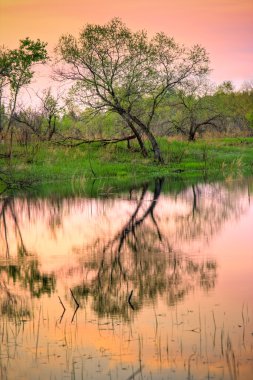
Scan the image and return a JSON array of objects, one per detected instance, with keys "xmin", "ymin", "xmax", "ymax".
[{"xmin": 0, "ymin": 178, "xmax": 252, "ymax": 379}]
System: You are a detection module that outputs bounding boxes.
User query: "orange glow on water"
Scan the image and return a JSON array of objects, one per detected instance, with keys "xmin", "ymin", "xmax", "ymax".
[{"xmin": 0, "ymin": 179, "xmax": 253, "ymax": 379}]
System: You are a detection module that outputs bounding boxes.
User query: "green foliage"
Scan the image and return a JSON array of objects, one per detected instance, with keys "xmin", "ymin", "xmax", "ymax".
[
  {"xmin": 1, "ymin": 38, "xmax": 48, "ymax": 91},
  {"xmin": 56, "ymin": 18, "xmax": 210, "ymax": 161},
  {"xmin": 1, "ymin": 37, "xmax": 48, "ymax": 149},
  {"xmin": 216, "ymin": 80, "xmax": 234, "ymax": 94},
  {"xmin": 1, "ymin": 138, "xmax": 253, "ymax": 195},
  {"xmin": 246, "ymin": 112, "xmax": 253, "ymax": 128},
  {"xmin": 0, "ymin": 26, "xmax": 252, "ymax": 166}
]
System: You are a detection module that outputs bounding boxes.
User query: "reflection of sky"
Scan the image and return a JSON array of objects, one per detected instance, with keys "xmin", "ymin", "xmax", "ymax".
[
  {"xmin": 205, "ymin": 205, "xmax": 253, "ymax": 302},
  {"xmin": 1, "ymin": 182, "xmax": 252, "ymax": 303},
  {"xmin": 1, "ymin": 185, "xmax": 247, "ymax": 269},
  {"xmin": 0, "ymin": 0, "xmax": 253, "ymax": 87},
  {"xmin": 0, "ymin": 181, "xmax": 253, "ymax": 379}
]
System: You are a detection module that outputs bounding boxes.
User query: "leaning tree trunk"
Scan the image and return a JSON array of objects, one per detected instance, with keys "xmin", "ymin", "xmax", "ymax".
[
  {"xmin": 120, "ymin": 112, "xmax": 148, "ymax": 157},
  {"xmin": 129, "ymin": 114, "xmax": 164, "ymax": 163},
  {"xmin": 188, "ymin": 124, "xmax": 197, "ymax": 141},
  {"xmin": 116, "ymin": 107, "xmax": 163, "ymax": 162},
  {"xmin": 188, "ymin": 133, "xmax": 195, "ymax": 141},
  {"xmin": 125, "ymin": 119, "xmax": 148, "ymax": 157}
]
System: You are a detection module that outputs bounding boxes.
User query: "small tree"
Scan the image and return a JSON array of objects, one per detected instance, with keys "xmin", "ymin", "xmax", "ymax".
[
  {"xmin": 213, "ymin": 81, "xmax": 253, "ymax": 136},
  {"xmin": 56, "ymin": 18, "xmax": 209, "ymax": 162},
  {"xmin": 37, "ymin": 88, "xmax": 61, "ymax": 140},
  {"xmin": 0, "ymin": 47, "xmax": 10, "ymax": 135},
  {"xmin": 0, "ymin": 38, "xmax": 48, "ymax": 155},
  {"xmin": 13, "ymin": 88, "xmax": 62, "ymax": 142},
  {"xmin": 168, "ymin": 79, "xmax": 221, "ymax": 141}
]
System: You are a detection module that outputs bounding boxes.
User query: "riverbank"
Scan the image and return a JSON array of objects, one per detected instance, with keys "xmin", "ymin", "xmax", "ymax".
[{"xmin": 1, "ymin": 137, "xmax": 253, "ymax": 195}]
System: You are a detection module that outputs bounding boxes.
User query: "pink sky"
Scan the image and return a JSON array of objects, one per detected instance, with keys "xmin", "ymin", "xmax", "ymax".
[{"xmin": 0, "ymin": 0, "xmax": 253, "ymax": 86}]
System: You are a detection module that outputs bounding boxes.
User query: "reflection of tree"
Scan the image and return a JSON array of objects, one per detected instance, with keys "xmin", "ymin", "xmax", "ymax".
[
  {"xmin": 0, "ymin": 196, "xmax": 67, "ymax": 257},
  {"xmin": 0, "ymin": 258, "xmax": 56, "ymax": 298},
  {"xmin": 174, "ymin": 182, "xmax": 247, "ymax": 243},
  {"xmin": 72, "ymin": 178, "xmax": 218, "ymax": 319},
  {"xmin": 0, "ymin": 197, "xmax": 28, "ymax": 257},
  {"xmin": 0, "ymin": 283, "xmax": 31, "ymax": 319},
  {"xmin": 0, "ymin": 178, "xmax": 250, "ymax": 321},
  {"xmin": 0, "ymin": 254, "xmax": 56, "ymax": 318},
  {"xmin": 0, "ymin": 197, "xmax": 56, "ymax": 318}
]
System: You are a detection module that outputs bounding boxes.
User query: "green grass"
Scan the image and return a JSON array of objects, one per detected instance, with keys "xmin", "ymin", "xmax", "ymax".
[{"xmin": 1, "ymin": 137, "xmax": 253, "ymax": 196}]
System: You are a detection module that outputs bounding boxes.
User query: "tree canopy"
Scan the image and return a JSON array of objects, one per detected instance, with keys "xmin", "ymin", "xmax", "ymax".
[
  {"xmin": 1, "ymin": 38, "xmax": 48, "ymax": 89},
  {"xmin": 0, "ymin": 37, "xmax": 48, "ymax": 152},
  {"xmin": 56, "ymin": 18, "xmax": 210, "ymax": 161}
]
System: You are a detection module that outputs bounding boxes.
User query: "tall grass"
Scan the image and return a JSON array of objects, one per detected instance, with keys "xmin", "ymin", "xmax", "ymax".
[{"xmin": 1, "ymin": 137, "xmax": 253, "ymax": 195}]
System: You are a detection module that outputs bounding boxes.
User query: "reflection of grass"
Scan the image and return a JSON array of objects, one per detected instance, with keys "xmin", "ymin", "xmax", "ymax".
[
  {"xmin": 0, "ymin": 289, "xmax": 251, "ymax": 379},
  {"xmin": 0, "ymin": 260, "xmax": 56, "ymax": 298},
  {"xmin": 0, "ymin": 297, "xmax": 31, "ymax": 320}
]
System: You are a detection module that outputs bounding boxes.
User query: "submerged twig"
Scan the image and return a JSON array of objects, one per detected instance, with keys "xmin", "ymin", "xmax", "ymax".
[
  {"xmin": 58, "ymin": 296, "xmax": 66, "ymax": 323},
  {"xmin": 58, "ymin": 296, "xmax": 66, "ymax": 311},
  {"xmin": 128, "ymin": 290, "xmax": 134, "ymax": 310},
  {"xmin": 126, "ymin": 365, "xmax": 144, "ymax": 380},
  {"xmin": 70, "ymin": 289, "xmax": 79, "ymax": 307},
  {"xmin": 70, "ymin": 288, "xmax": 79, "ymax": 322}
]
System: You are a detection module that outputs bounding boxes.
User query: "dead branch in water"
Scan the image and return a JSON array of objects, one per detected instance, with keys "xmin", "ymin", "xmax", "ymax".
[
  {"xmin": 128, "ymin": 290, "xmax": 134, "ymax": 310},
  {"xmin": 70, "ymin": 288, "xmax": 80, "ymax": 322}
]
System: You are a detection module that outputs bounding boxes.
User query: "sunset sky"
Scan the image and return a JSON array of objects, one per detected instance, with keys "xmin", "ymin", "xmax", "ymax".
[{"xmin": 0, "ymin": 0, "xmax": 253, "ymax": 87}]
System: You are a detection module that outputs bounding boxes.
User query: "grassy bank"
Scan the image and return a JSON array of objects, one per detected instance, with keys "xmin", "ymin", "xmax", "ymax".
[{"xmin": 1, "ymin": 137, "xmax": 253, "ymax": 195}]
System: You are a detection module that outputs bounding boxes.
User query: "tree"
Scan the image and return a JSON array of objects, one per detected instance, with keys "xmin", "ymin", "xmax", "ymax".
[
  {"xmin": 12, "ymin": 88, "xmax": 63, "ymax": 143},
  {"xmin": 213, "ymin": 82, "xmax": 253, "ymax": 136},
  {"xmin": 239, "ymin": 82, "xmax": 253, "ymax": 132},
  {"xmin": 0, "ymin": 47, "xmax": 10, "ymax": 134},
  {"xmin": 216, "ymin": 80, "xmax": 234, "ymax": 94},
  {"xmin": 56, "ymin": 18, "xmax": 209, "ymax": 162},
  {"xmin": 0, "ymin": 38, "xmax": 48, "ymax": 154},
  {"xmin": 168, "ymin": 79, "xmax": 222, "ymax": 141},
  {"xmin": 36, "ymin": 88, "xmax": 61, "ymax": 140}
]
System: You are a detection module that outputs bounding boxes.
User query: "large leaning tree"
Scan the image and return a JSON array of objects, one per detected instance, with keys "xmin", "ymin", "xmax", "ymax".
[{"xmin": 56, "ymin": 18, "xmax": 209, "ymax": 162}]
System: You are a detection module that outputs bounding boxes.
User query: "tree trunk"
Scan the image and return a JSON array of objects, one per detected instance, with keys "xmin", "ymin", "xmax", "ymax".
[
  {"xmin": 120, "ymin": 113, "xmax": 148, "ymax": 158},
  {"xmin": 188, "ymin": 133, "xmax": 195, "ymax": 141},
  {"xmin": 126, "ymin": 120, "xmax": 148, "ymax": 157},
  {"xmin": 129, "ymin": 114, "xmax": 164, "ymax": 163},
  {"xmin": 0, "ymin": 88, "xmax": 3, "ymax": 135},
  {"xmin": 188, "ymin": 125, "xmax": 196, "ymax": 141},
  {"xmin": 116, "ymin": 107, "xmax": 163, "ymax": 162},
  {"xmin": 7, "ymin": 90, "xmax": 18, "ymax": 132}
]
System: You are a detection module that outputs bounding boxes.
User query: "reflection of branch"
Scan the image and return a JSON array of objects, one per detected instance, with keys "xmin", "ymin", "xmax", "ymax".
[
  {"xmin": 9, "ymin": 201, "xmax": 28, "ymax": 254},
  {"xmin": 150, "ymin": 209, "xmax": 162, "ymax": 241},
  {"xmin": 2, "ymin": 205, "xmax": 10, "ymax": 257},
  {"xmin": 101, "ymin": 183, "xmax": 149, "ymax": 254},
  {"xmin": 117, "ymin": 178, "xmax": 164, "ymax": 253},
  {"xmin": 0, "ymin": 198, "xmax": 28, "ymax": 256},
  {"xmin": 178, "ymin": 182, "xmax": 245, "ymax": 242},
  {"xmin": 70, "ymin": 179, "xmax": 222, "ymax": 319},
  {"xmin": 95, "ymin": 179, "xmax": 164, "ymax": 302}
]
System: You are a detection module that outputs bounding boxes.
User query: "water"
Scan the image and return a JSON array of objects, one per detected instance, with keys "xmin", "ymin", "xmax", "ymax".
[{"xmin": 0, "ymin": 178, "xmax": 252, "ymax": 379}]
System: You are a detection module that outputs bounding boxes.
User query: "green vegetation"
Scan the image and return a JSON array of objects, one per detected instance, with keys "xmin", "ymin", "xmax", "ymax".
[
  {"xmin": 0, "ymin": 20, "xmax": 253, "ymax": 194},
  {"xmin": 1, "ymin": 137, "xmax": 253, "ymax": 196}
]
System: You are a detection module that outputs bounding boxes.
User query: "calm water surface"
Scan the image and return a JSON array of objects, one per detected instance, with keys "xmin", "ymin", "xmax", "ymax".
[{"xmin": 0, "ymin": 178, "xmax": 252, "ymax": 379}]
